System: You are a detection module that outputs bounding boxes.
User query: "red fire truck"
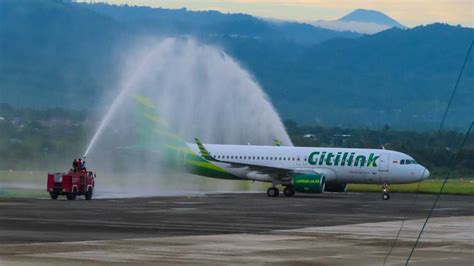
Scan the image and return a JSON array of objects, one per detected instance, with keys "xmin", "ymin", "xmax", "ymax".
[{"xmin": 47, "ymin": 170, "xmax": 95, "ymax": 200}]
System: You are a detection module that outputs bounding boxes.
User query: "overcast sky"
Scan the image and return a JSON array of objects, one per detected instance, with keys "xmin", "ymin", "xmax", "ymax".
[{"xmin": 80, "ymin": 0, "xmax": 473, "ymax": 27}]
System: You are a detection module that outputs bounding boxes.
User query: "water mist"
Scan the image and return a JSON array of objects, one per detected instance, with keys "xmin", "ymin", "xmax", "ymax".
[{"xmin": 86, "ymin": 38, "xmax": 292, "ymax": 197}]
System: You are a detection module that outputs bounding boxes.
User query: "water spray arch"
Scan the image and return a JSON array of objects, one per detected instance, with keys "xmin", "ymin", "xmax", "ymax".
[{"xmin": 86, "ymin": 38, "xmax": 292, "ymax": 197}]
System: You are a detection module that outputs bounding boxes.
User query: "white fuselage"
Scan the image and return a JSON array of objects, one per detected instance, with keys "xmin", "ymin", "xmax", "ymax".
[{"xmin": 187, "ymin": 144, "xmax": 430, "ymax": 185}]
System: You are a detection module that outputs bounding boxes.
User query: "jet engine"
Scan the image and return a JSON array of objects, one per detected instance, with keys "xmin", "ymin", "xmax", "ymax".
[{"xmin": 292, "ymin": 173, "xmax": 325, "ymax": 193}]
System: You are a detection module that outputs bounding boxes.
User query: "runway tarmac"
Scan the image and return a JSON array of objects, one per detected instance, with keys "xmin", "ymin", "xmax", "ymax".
[{"xmin": 0, "ymin": 192, "xmax": 472, "ymax": 265}]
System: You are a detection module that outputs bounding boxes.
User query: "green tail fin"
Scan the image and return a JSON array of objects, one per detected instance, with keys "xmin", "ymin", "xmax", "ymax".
[
  {"xmin": 133, "ymin": 95, "xmax": 189, "ymax": 153},
  {"xmin": 194, "ymin": 138, "xmax": 213, "ymax": 161},
  {"xmin": 133, "ymin": 95, "xmax": 238, "ymax": 180}
]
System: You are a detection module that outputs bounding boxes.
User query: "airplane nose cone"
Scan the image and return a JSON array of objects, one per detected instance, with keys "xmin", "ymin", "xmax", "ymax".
[{"xmin": 422, "ymin": 167, "xmax": 430, "ymax": 179}]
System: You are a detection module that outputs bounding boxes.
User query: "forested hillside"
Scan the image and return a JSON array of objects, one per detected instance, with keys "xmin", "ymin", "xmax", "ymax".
[{"xmin": 1, "ymin": 0, "xmax": 472, "ymax": 129}]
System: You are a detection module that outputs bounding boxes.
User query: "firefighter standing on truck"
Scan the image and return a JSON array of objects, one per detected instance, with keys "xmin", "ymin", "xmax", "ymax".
[{"xmin": 72, "ymin": 159, "xmax": 78, "ymax": 172}]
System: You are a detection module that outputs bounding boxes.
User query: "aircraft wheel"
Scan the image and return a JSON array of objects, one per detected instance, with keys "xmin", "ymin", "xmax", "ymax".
[
  {"xmin": 283, "ymin": 186, "xmax": 295, "ymax": 197},
  {"xmin": 267, "ymin": 187, "xmax": 279, "ymax": 197},
  {"xmin": 382, "ymin": 193, "xmax": 390, "ymax": 200}
]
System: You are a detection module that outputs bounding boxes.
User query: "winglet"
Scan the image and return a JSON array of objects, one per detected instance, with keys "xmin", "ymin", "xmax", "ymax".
[
  {"xmin": 194, "ymin": 138, "xmax": 214, "ymax": 161},
  {"xmin": 273, "ymin": 139, "xmax": 281, "ymax": 146}
]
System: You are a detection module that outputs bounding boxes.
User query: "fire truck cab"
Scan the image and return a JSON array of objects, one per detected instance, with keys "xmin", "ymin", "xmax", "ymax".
[{"xmin": 47, "ymin": 170, "xmax": 95, "ymax": 200}]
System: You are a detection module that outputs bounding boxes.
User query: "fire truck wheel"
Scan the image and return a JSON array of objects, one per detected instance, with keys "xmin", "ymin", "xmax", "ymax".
[
  {"xmin": 50, "ymin": 192, "xmax": 58, "ymax": 200},
  {"xmin": 85, "ymin": 187, "xmax": 93, "ymax": 200},
  {"xmin": 67, "ymin": 188, "xmax": 77, "ymax": 200}
]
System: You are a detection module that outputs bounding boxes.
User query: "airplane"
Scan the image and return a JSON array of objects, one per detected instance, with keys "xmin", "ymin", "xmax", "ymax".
[{"xmin": 134, "ymin": 96, "xmax": 430, "ymax": 200}]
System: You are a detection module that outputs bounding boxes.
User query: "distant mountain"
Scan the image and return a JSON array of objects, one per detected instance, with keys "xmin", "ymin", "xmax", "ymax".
[
  {"xmin": 0, "ymin": 0, "xmax": 124, "ymax": 107},
  {"xmin": 1, "ymin": 1, "xmax": 473, "ymax": 129},
  {"xmin": 313, "ymin": 9, "xmax": 406, "ymax": 34},
  {"xmin": 0, "ymin": 0, "xmax": 359, "ymax": 107},
  {"xmin": 214, "ymin": 23, "xmax": 473, "ymax": 129},
  {"xmin": 77, "ymin": 3, "xmax": 360, "ymax": 46},
  {"xmin": 340, "ymin": 9, "xmax": 405, "ymax": 28}
]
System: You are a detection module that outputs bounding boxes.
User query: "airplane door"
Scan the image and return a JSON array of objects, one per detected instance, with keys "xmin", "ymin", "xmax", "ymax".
[{"xmin": 378, "ymin": 153, "xmax": 389, "ymax": 172}]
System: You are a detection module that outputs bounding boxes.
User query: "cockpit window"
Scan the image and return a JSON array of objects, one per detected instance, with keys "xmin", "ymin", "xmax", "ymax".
[{"xmin": 401, "ymin": 159, "xmax": 417, "ymax": 165}]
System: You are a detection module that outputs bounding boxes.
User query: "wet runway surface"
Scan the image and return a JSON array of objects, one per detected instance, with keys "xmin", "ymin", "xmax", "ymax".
[
  {"xmin": 0, "ymin": 192, "xmax": 472, "ymax": 244},
  {"xmin": 1, "ymin": 193, "xmax": 473, "ymax": 265}
]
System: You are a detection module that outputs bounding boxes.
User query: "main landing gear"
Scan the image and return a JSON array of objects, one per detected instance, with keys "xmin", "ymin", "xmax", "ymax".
[
  {"xmin": 283, "ymin": 185, "xmax": 295, "ymax": 197},
  {"xmin": 267, "ymin": 187, "xmax": 279, "ymax": 197},
  {"xmin": 382, "ymin": 184, "xmax": 390, "ymax": 200},
  {"xmin": 267, "ymin": 185, "xmax": 295, "ymax": 197}
]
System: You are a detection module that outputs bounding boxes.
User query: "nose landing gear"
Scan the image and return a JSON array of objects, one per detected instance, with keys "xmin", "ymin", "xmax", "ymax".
[{"xmin": 382, "ymin": 184, "xmax": 390, "ymax": 200}]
